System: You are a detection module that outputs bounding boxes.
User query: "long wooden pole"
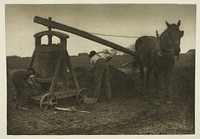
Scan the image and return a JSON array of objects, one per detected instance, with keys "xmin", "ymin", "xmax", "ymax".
[{"xmin": 33, "ymin": 16, "xmax": 136, "ymax": 57}]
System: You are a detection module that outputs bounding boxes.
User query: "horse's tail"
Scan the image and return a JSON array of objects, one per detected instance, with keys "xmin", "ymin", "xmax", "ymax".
[
  {"xmin": 135, "ymin": 37, "xmax": 140, "ymax": 52},
  {"xmin": 132, "ymin": 37, "xmax": 143, "ymax": 68}
]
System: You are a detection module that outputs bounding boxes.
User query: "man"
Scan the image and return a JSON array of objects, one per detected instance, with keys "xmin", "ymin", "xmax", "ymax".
[
  {"xmin": 11, "ymin": 68, "xmax": 36, "ymax": 110},
  {"xmin": 89, "ymin": 50, "xmax": 112, "ymax": 102}
]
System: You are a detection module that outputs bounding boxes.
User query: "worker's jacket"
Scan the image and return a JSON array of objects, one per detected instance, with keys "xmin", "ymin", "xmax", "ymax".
[{"xmin": 11, "ymin": 69, "xmax": 32, "ymax": 93}]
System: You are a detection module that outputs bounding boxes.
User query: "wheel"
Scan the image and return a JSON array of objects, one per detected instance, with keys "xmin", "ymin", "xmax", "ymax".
[
  {"xmin": 40, "ymin": 93, "xmax": 58, "ymax": 110},
  {"xmin": 76, "ymin": 88, "xmax": 87, "ymax": 105}
]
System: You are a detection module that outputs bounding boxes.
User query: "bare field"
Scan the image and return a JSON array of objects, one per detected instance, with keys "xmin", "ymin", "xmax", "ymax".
[{"xmin": 7, "ymin": 53, "xmax": 195, "ymax": 135}]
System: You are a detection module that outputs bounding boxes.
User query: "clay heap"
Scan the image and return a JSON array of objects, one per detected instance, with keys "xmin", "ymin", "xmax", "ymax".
[{"xmin": 67, "ymin": 66, "xmax": 135, "ymax": 97}]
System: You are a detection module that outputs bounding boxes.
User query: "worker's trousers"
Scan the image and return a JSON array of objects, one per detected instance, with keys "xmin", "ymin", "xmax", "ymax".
[
  {"xmin": 12, "ymin": 77, "xmax": 30, "ymax": 107},
  {"xmin": 94, "ymin": 59, "xmax": 112, "ymax": 100}
]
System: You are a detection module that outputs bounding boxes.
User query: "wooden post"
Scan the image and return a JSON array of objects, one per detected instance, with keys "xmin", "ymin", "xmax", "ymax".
[
  {"xmin": 48, "ymin": 17, "xmax": 52, "ymax": 45},
  {"xmin": 156, "ymin": 30, "xmax": 159, "ymax": 38},
  {"xmin": 28, "ymin": 50, "xmax": 36, "ymax": 68},
  {"xmin": 62, "ymin": 56, "xmax": 68, "ymax": 90},
  {"xmin": 48, "ymin": 50, "xmax": 64, "ymax": 95},
  {"xmin": 65, "ymin": 51, "xmax": 80, "ymax": 90},
  {"xmin": 61, "ymin": 37, "xmax": 68, "ymax": 87},
  {"xmin": 61, "ymin": 37, "xmax": 80, "ymax": 90}
]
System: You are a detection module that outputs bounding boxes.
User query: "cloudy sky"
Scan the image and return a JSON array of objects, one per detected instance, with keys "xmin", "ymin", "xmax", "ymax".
[{"xmin": 5, "ymin": 4, "xmax": 196, "ymax": 57}]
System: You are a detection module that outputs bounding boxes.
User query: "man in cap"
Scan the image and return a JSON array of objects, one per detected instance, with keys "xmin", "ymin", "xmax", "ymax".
[
  {"xmin": 89, "ymin": 50, "xmax": 112, "ymax": 102},
  {"xmin": 11, "ymin": 68, "xmax": 37, "ymax": 110}
]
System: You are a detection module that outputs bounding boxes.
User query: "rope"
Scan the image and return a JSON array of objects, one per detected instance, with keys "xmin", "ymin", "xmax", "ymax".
[{"xmin": 89, "ymin": 32, "xmax": 139, "ymax": 38}]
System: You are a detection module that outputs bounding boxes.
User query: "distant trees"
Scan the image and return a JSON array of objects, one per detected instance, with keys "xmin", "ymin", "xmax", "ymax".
[
  {"xmin": 186, "ymin": 49, "xmax": 195, "ymax": 54},
  {"xmin": 101, "ymin": 48, "xmax": 123, "ymax": 55},
  {"xmin": 77, "ymin": 47, "xmax": 134, "ymax": 56},
  {"xmin": 78, "ymin": 53, "xmax": 89, "ymax": 56},
  {"xmin": 7, "ymin": 56, "xmax": 31, "ymax": 70}
]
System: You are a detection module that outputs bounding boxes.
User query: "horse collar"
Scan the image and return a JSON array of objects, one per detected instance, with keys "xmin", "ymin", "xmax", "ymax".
[{"xmin": 156, "ymin": 37, "xmax": 174, "ymax": 58}]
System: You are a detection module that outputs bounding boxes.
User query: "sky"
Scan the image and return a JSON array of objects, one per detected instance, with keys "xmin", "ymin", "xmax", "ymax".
[{"xmin": 5, "ymin": 4, "xmax": 196, "ymax": 57}]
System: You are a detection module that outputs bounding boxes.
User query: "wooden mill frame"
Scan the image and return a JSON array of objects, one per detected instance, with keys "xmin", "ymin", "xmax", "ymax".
[{"xmin": 29, "ymin": 29, "xmax": 85, "ymax": 109}]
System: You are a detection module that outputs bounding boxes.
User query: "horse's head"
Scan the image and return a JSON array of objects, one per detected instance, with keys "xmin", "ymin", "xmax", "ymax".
[{"xmin": 165, "ymin": 20, "xmax": 184, "ymax": 56}]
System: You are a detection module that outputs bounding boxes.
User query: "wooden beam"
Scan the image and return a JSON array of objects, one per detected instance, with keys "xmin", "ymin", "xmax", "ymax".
[
  {"xmin": 65, "ymin": 51, "xmax": 80, "ymax": 90},
  {"xmin": 29, "ymin": 50, "xmax": 36, "ymax": 68},
  {"xmin": 34, "ymin": 16, "xmax": 136, "ymax": 57},
  {"xmin": 48, "ymin": 50, "xmax": 64, "ymax": 95}
]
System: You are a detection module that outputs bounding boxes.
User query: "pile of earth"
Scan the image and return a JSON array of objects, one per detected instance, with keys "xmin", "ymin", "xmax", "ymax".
[
  {"xmin": 68, "ymin": 66, "xmax": 136, "ymax": 97},
  {"xmin": 171, "ymin": 67, "xmax": 195, "ymax": 101}
]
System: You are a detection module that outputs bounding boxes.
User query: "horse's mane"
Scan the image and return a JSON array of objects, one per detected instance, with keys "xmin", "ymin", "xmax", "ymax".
[{"xmin": 158, "ymin": 28, "xmax": 172, "ymax": 53}]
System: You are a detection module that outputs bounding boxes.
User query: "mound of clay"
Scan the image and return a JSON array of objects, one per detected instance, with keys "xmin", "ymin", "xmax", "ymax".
[
  {"xmin": 109, "ymin": 66, "xmax": 135, "ymax": 96},
  {"xmin": 68, "ymin": 66, "xmax": 135, "ymax": 97}
]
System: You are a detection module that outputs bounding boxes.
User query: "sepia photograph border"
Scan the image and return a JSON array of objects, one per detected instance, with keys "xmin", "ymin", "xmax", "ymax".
[{"xmin": 0, "ymin": 0, "xmax": 199, "ymax": 138}]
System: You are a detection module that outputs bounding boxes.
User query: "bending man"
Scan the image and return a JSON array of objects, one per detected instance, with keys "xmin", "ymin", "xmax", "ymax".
[
  {"xmin": 11, "ymin": 68, "xmax": 36, "ymax": 110},
  {"xmin": 89, "ymin": 51, "xmax": 112, "ymax": 102}
]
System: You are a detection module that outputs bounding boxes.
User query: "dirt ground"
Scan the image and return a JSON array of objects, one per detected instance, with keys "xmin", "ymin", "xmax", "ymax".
[{"xmin": 7, "ymin": 65, "xmax": 195, "ymax": 135}]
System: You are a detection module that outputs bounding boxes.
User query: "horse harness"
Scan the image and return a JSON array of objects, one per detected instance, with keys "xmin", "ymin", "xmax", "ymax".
[{"xmin": 136, "ymin": 36, "xmax": 178, "ymax": 69}]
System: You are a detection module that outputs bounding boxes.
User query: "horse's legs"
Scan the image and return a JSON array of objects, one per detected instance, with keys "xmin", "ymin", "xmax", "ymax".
[
  {"xmin": 139, "ymin": 65, "xmax": 145, "ymax": 92},
  {"xmin": 145, "ymin": 68, "xmax": 152, "ymax": 89},
  {"xmin": 154, "ymin": 70, "xmax": 160, "ymax": 105},
  {"xmin": 164, "ymin": 71, "xmax": 172, "ymax": 104}
]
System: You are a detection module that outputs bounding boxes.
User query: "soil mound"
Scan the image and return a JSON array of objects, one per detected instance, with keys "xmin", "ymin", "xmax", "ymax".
[{"xmin": 70, "ymin": 66, "xmax": 135, "ymax": 97}]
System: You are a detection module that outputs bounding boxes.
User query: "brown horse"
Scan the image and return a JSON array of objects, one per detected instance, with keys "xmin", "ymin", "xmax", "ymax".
[{"xmin": 135, "ymin": 20, "xmax": 184, "ymax": 105}]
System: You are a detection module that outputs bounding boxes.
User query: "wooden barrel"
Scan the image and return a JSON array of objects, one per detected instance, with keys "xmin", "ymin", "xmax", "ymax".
[
  {"xmin": 32, "ymin": 44, "xmax": 62, "ymax": 78},
  {"xmin": 30, "ymin": 31, "xmax": 69, "ymax": 82}
]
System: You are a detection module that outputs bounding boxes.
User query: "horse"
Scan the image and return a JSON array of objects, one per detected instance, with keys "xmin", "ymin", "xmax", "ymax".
[{"xmin": 134, "ymin": 20, "xmax": 184, "ymax": 105}]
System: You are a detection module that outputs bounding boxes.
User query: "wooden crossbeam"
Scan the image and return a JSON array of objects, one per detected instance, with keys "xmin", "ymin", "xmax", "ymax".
[{"xmin": 34, "ymin": 16, "xmax": 136, "ymax": 57}]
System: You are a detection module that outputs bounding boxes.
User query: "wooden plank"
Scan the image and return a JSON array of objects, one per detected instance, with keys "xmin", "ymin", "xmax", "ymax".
[
  {"xmin": 34, "ymin": 16, "xmax": 136, "ymax": 57},
  {"xmin": 55, "ymin": 89, "xmax": 78, "ymax": 99},
  {"xmin": 29, "ymin": 89, "xmax": 78, "ymax": 101},
  {"xmin": 29, "ymin": 92, "xmax": 48, "ymax": 101},
  {"xmin": 35, "ymin": 77, "xmax": 52, "ymax": 83}
]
